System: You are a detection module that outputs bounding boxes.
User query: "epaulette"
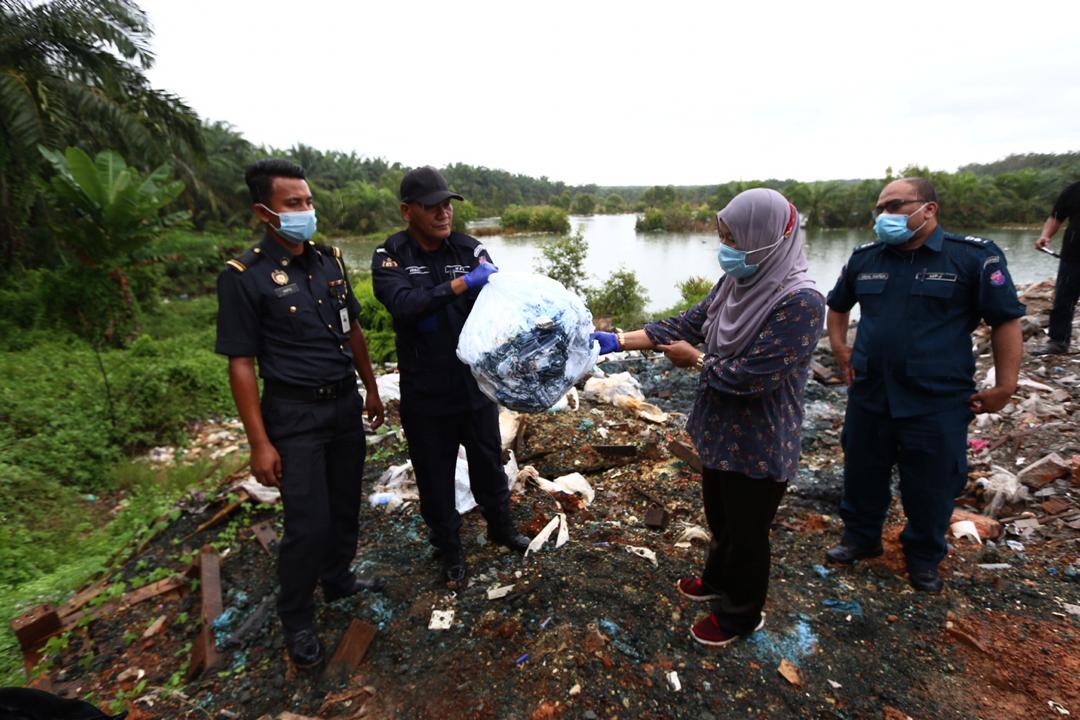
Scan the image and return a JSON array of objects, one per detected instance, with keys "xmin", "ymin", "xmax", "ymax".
[
  {"xmin": 313, "ymin": 242, "xmax": 342, "ymax": 259},
  {"xmin": 225, "ymin": 245, "xmax": 264, "ymax": 273},
  {"xmin": 945, "ymin": 232, "xmax": 991, "ymax": 246},
  {"xmin": 852, "ymin": 241, "xmax": 881, "ymax": 254}
]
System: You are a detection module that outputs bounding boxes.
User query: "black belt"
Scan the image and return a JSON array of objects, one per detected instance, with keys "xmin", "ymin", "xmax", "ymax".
[{"xmin": 264, "ymin": 375, "xmax": 357, "ymax": 401}]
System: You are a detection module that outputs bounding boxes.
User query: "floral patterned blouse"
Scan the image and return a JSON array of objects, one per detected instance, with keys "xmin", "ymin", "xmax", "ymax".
[{"xmin": 643, "ymin": 283, "xmax": 825, "ymax": 482}]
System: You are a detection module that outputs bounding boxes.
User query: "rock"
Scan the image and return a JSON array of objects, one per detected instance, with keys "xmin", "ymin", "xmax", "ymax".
[
  {"xmin": 1017, "ymin": 453, "xmax": 1070, "ymax": 489},
  {"xmin": 949, "ymin": 509, "xmax": 1001, "ymax": 541},
  {"xmin": 778, "ymin": 658, "xmax": 802, "ymax": 686}
]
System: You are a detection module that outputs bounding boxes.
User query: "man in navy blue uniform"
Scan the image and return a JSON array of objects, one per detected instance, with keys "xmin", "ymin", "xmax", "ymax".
[
  {"xmin": 1033, "ymin": 180, "xmax": 1080, "ymax": 355},
  {"xmin": 216, "ymin": 160, "xmax": 384, "ymax": 668},
  {"xmin": 371, "ymin": 166, "xmax": 529, "ymax": 584},
  {"xmin": 825, "ymin": 177, "xmax": 1024, "ymax": 592}
]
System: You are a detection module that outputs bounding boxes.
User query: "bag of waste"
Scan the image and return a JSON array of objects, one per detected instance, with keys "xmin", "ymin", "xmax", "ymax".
[{"xmin": 457, "ymin": 272, "xmax": 599, "ymax": 412}]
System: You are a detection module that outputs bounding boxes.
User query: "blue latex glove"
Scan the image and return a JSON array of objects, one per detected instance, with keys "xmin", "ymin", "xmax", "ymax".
[
  {"xmin": 591, "ymin": 331, "xmax": 620, "ymax": 355},
  {"xmin": 463, "ymin": 262, "xmax": 499, "ymax": 289}
]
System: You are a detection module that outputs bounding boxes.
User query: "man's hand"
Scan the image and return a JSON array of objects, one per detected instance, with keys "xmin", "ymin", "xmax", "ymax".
[
  {"xmin": 463, "ymin": 261, "xmax": 498, "ymax": 290},
  {"xmin": 1036, "ymin": 235, "xmax": 1052, "ymax": 250},
  {"xmin": 969, "ymin": 386, "xmax": 1013, "ymax": 414},
  {"xmin": 366, "ymin": 390, "xmax": 385, "ymax": 430},
  {"xmin": 250, "ymin": 441, "xmax": 282, "ymax": 488},
  {"xmin": 832, "ymin": 343, "xmax": 854, "ymax": 386},
  {"xmin": 657, "ymin": 340, "xmax": 702, "ymax": 368},
  {"xmin": 591, "ymin": 331, "xmax": 620, "ymax": 355}
]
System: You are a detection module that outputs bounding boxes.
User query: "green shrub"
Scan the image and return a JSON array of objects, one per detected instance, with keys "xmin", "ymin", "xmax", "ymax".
[
  {"xmin": 354, "ymin": 278, "xmax": 397, "ymax": 363},
  {"xmin": 500, "ymin": 205, "xmax": 570, "ymax": 233},
  {"xmin": 535, "ymin": 232, "xmax": 589, "ymax": 296},
  {"xmin": 586, "ymin": 268, "xmax": 649, "ymax": 329}
]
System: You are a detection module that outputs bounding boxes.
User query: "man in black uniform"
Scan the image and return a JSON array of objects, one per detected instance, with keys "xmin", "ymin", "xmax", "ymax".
[
  {"xmin": 372, "ymin": 166, "xmax": 529, "ymax": 584},
  {"xmin": 1033, "ymin": 180, "xmax": 1080, "ymax": 355},
  {"xmin": 216, "ymin": 159, "xmax": 384, "ymax": 668}
]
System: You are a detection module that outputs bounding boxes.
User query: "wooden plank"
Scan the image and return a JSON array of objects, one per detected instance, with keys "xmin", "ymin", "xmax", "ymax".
[
  {"xmin": 1040, "ymin": 497, "xmax": 1073, "ymax": 516},
  {"xmin": 11, "ymin": 604, "xmax": 62, "ymax": 671},
  {"xmin": 188, "ymin": 547, "xmax": 223, "ymax": 677},
  {"xmin": 57, "ymin": 580, "xmax": 109, "ymax": 618},
  {"xmin": 119, "ymin": 575, "xmax": 187, "ymax": 611},
  {"xmin": 667, "ymin": 440, "xmax": 703, "ymax": 473},
  {"xmin": 323, "ymin": 619, "xmax": 377, "ymax": 681},
  {"xmin": 251, "ymin": 521, "xmax": 279, "ymax": 554},
  {"xmin": 182, "ymin": 494, "xmax": 248, "ymax": 543},
  {"xmin": 644, "ymin": 506, "xmax": 670, "ymax": 530},
  {"xmin": 593, "ymin": 444, "xmax": 638, "ymax": 459}
]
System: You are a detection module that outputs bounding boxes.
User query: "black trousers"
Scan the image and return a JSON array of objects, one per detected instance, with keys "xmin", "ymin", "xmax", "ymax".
[
  {"xmin": 1048, "ymin": 257, "xmax": 1080, "ymax": 345},
  {"xmin": 262, "ymin": 387, "xmax": 366, "ymax": 633},
  {"xmin": 400, "ymin": 402, "xmax": 511, "ymax": 553},
  {"xmin": 700, "ymin": 468, "xmax": 787, "ymax": 635}
]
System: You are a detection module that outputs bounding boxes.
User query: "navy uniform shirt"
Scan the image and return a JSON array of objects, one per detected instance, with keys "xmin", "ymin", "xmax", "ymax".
[
  {"xmin": 371, "ymin": 230, "xmax": 492, "ymax": 415},
  {"xmin": 1052, "ymin": 180, "xmax": 1080, "ymax": 261},
  {"xmin": 827, "ymin": 226, "xmax": 1026, "ymax": 418},
  {"xmin": 215, "ymin": 235, "xmax": 362, "ymax": 386}
]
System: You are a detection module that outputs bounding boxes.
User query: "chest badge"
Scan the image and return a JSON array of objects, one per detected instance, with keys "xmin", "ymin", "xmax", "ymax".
[{"xmin": 271, "ymin": 269, "xmax": 289, "ymax": 286}]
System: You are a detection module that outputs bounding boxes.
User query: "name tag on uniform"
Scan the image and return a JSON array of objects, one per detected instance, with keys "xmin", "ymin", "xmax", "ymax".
[
  {"xmin": 273, "ymin": 283, "xmax": 299, "ymax": 298},
  {"xmin": 339, "ymin": 307, "xmax": 350, "ymax": 334},
  {"xmin": 445, "ymin": 264, "xmax": 470, "ymax": 278},
  {"xmin": 916, "ymin": 271, "xmax": 957, "ymax": 282},
  {"xmin": 856, "ymin": 272, "xmax": 888, "ymax": 281}
]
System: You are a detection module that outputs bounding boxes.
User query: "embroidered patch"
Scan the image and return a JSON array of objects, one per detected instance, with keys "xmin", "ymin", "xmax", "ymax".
[
  {"xmin": 856, "ymin": 272, "xmax": 889, "ymax": 281},
  {"xmin": 381, "ymin": 257, "xmax": 398, "ymax": 268},
  {"xmin": 982, "ymin": 255, "xmax": 1001, "ymax": 269},
  {"xmin": 989, "ymin": 270, "xmax": 1006, "ymax": 287}
]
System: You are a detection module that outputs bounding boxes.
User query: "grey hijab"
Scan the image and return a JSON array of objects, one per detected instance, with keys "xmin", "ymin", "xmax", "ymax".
[{"xmin": 701, "ymin": 188, "xmax": 818, "ymax": 359}]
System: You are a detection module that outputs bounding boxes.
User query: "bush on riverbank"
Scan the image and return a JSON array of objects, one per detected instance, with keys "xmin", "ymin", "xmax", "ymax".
[
  {"xmin": 635, "ymin": 203, "xmax": 714, "ymax": 233},
  {"xmin": 500, "ymin": 205, "xmax": 571, "ymax": 234}
]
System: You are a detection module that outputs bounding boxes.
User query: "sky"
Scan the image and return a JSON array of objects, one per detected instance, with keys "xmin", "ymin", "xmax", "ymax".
[{"xmin": 139, "ymin": 0, "xmax": 1080, "ymax": 187}]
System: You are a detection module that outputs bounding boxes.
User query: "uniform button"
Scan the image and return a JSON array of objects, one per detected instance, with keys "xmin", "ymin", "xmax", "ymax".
[
  {"xmin": 289, "ymin": 306, "xmax": 297, "ymax": 313},
  {"xmin": 280, "ymin": 260, "xmax": 288, "ymax": 266},
  {"xmin": 326, "ymin": 324, "xmax": 332, "ymax": 329},
  {"xmin": 339, "ymin": 344, "xmax": 344, "ymax": 351},
  {"xmin": 308, "ymin": 274, "xmax": 313, "ymax": 280},
  {"xmin": 253, "ymin": 247, "xmax": 261, "ymax": 253},
  {"xmin": 317, "ymin": 299, "xmax": 323, "ymax": 304}
]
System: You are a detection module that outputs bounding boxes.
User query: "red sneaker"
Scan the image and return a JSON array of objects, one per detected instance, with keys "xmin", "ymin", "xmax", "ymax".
[
  {"xmin": 690, "ymin": 612, "xmax": 765, "ymax": 648},
  {"xmin": 676, "ymin": 578, "xmax": 722, "ymax": 601}
]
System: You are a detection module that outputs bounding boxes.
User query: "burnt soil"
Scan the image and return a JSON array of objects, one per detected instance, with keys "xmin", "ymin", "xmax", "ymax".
[{"xmin": 18, "ymin": 281, "xmax": 1080, "ymax": 720}]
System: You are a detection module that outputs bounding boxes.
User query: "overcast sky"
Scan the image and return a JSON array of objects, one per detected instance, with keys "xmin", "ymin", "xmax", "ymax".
[{"xmin": 139, "ymin": 0, "xmax": 1079, "ymax": 187}]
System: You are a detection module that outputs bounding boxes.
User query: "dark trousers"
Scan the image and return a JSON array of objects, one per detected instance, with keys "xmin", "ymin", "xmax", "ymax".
[
  {"xmin": 1048, "ymin": 258, "xmax": 1080, "ymax": 345},
  {"xmin": 839, "ymin": 402, "xmax": 970, "ymax": 573},
  {"xmin": 700, "ymin": 468, "xmax": 787, "ymax": 635},
  {"xmin": 400, "ymin": 402, "xmax": 511, "ymax": 554},
  {"xmin": 262, "ymin": 387, "xmax": 366, "ymax": 633}
]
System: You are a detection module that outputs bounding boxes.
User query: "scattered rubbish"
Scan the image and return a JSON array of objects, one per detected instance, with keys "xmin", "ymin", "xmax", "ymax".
[
  {"xmin": 625, "ymin": 545, "xmax": 658, "ymax": 567},
  {"xmin": 1005, "ymin": 540, "xmax": 1025, "ymax": 552},
  {"xmin": 532, "ymin": 472, "xmax": 595, "ymax": 505},
  {"xmin": 539, "ymin": 616, "xmax": 553, "ymax": 630},
  {"xmin": 643, "ymin": 505, "xmax": 670, "ymax": 529},
  {"xmin": 968, "ymin": 438, "xmax": 991, "ymax": 454},
  {"xmin": 1063, "ymin": 603, "xmax": 1080, "ymax": 616},
  {"xmin": 116, "ymin": 667, "xmax": 145, "ymax": 683},
  {"xmin": 514, "ymin": 653, "xmax": 530, "ymax": 666},
  {"xmin": 812, "ymin": 564, "xmax": 831, "ymax": 578},
  {"xmin": 375, "ymin": 372, "xmax": 400, "ymax": 402},
  {"xmin": 428, "ymin": 610, "xmax": 454, "ymax": 630},
  {"xmin": 238, "ymin": 477, "xmax": 280, "ymax": 505},
  {"xmin": 323, "ymin": 619, "xmax": 377, "ymax": 681},
  {"xmin": 778, "ymin": 658, "xmax": 802, "ymax": 687},
  {"xmin": 142, "ymin": 615, "xmax": 167, "ymax": 639},
  {"xmin": 582, "ymin": 373, "xmax": 669, "ymax": 423},
  {"xmin": 822, "ymin": 599, "xmax": 863, "ymax": 616},
  {"xmin": 569, "ymin": 683, "xmax": 581, "ymax": 696},
  {"xmin": 977, "ymin": 563, "xmax": 1012, "ymax": 570},
  {"xmin": 667, "ymin": 670, "xmax": 682, "ymax": 692},
  {"xmin": 486, "ymin": 584, "xmax": 515, "ymax": 600},
  {"xmin": 525, "ymin": 514, "xmax": 569, "ymax": 555},
  {"xmin": 827, "ymin": 679, "xmax": 842, "ymax": 689},
  {"xmin": 974, "ymin": 467, "xmax": 1029, "ymax": 517},
  {"xmin": 457, "ymin": 272, "xmax": 598, "ymax": 412},
  {"xmin": 369, "ymin": 448, "xmax": 521, "ymax": 514},
  {"xmin": 950, "ymin": 520, "xmax": 982, "ymax": 545},
  {"xmin": 674, "ymin": 525, "xmax": 711, "ymax": 548},
  {"xmin": 1018, "ymin": 453, "xmax": 1071, "ymax": 489},
  {"xmin": 1048, "ymin": 700, "xmax": 1071, "ymax": 716}
]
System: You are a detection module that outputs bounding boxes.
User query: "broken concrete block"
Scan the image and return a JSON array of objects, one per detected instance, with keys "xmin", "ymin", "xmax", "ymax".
[
  {"xmin": 1017, "ymin": 453, "xmax": 1070, "ymax": 489},
  {"xmin": 644, "ymin": 506, "xmax": 670, "ymax": 530},
  {"xmin": 949, "ymin": 509, "xmax": 1001, "ymax": 541}
]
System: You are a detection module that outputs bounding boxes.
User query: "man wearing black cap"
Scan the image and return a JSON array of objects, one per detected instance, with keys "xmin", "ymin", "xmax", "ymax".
[{"xmin": 372, "ymin": 166, "xmax": 529, "ymax": 583}]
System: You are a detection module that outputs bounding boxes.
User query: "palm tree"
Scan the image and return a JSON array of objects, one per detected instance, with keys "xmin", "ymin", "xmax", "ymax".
[{"xmin": 0, "ymin": 0, "xmax": 204, "ymax": 264}]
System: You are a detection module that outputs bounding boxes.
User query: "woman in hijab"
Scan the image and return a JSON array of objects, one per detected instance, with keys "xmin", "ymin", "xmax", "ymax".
[{"xmin": 592, "ymin": 188, "xmax": 825, "ymax": 647}]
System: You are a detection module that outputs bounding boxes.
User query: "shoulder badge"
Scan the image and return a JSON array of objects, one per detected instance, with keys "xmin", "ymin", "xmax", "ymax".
[
  {"xmin": 852, "ymin": 241, "xmax": 881, "ymax": 254},
  {"xmin": 225, "ymin": 245, "xmax": 264, "ymax": 273},
  {"xmin": 946, "ymin": 232, "xmax": 991, "ymax": 247}
]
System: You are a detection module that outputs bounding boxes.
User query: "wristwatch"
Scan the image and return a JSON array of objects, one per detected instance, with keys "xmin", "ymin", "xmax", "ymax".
[{"xmin": 616, "ymin": 331, "xmax": 626, "ymax": 350}]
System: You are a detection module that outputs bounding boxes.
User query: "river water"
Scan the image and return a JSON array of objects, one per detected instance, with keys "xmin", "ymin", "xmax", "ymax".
[{"xmin": 336, "ymin": 214, "xmax": 1054, "ymax": 313}]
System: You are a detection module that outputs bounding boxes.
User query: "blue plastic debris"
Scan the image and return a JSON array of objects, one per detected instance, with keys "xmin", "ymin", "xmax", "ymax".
[
  {"xmin": 746, "ymin": 618, "xmax": 819, "ymax": 663},
  {"xmin": 578, "ymin": 419, "xmax": 595, "ymax": 431},
  {"xmin": 822, "ymin": 598, "xmax": 864, "ymax": 616},
  {"xmin": 812, "ymin": 564, "xmax": 830, "ymax": 579},
  {"xmin": 598, "ymin": 618, "xmax": 621, "ymax": 637},
  {"xmin": 515, "ymin": 653, "xmax": 529, "ymax": 666},
  {"xmin": 539, "ymin": 616, "xmax": 552, "ymax": 630}
]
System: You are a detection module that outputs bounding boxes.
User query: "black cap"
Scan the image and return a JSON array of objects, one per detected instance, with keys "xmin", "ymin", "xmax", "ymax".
[{"xmin": 400, "ymin": 166, "xmax": 464, "ymax": 205}]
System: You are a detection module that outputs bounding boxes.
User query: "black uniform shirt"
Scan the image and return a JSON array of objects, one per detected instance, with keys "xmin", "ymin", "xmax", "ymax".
[
  {"xmin": 1052, "ymin": 181, "xmax": 1080, "ymax": 261},
  {"xmin": 827, "ymin": 227, "xmax": 1026, "ymax": 418},
  {"xmin": 216, "ymin": 235, "xmax": 361, "ymax": 386},
  {"xmin": 371, "ymin": 230, "xmax": 492, "ymax": 415}
]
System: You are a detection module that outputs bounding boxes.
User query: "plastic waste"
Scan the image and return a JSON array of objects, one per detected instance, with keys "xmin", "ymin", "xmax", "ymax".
[
  {"xmin": 625, "ymin": 545, "xmax": 658, "ymax": 567},
  {"xmin": 582, "ymin": 373, "xmax": 669, "ymax": 424},
  {"xmin": 673, "ymin": 525, "xmax": 711, "ymax": 548},
  {"xmin": 375, "ymin": 373, "xmax": 401, "ymax": 401},
  {"xmin": 950, "ymin": 520, "xmax": 982, "ymax": 545},
  {"xmin": 368, "ymin": 449, "xmax": 520, "ymax": 513},
  {"xmin": 975, "ymin": 465, "xmax": 1030, "ymax": 516},
  {"xmin": 456, "ymin": 272, "xmax": 598, "ymax": 413}
]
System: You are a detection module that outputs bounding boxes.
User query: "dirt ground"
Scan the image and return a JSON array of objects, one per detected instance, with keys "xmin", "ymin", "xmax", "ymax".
[{"xmin": 16, "ymin": 281, "xmax": 1080, "ymax": 720}]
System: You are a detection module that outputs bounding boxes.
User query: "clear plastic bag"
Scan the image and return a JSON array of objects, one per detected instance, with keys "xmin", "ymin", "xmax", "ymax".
[{"xmin": 457, "ymin": 272, "xmax": 599, "ymax": 413}]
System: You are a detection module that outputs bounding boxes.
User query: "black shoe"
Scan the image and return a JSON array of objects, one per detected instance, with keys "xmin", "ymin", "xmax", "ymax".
[
  {"xmin": 284, "ymin": 627, "xmax": 324, "ymax": 668},
  {"xmin": 324, "ymin": 574, "xmax": 387, "ymax": 602},
  {"xmin": 442, "ymin": 550, "xmax": 468, "ymax": 584},
  {"xmin": 1032, "ymin": 341, "xmax": 1069, "ymax": 356},
  {"xmin": 825, "ymin": 543, "xmax": 884, "ymax": 565},
  {"xmin": 488, "ymin": 527, "xmax": 531, "ymax": 554},
  {"xmin": 908, "ymin": 568, "xmax": 944, "ymax": 593}
]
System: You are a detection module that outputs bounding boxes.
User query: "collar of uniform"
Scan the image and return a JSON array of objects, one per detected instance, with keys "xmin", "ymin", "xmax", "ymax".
[
  {"xmin": 922, "ymin": 225, "xmax": 945, "ymax": 252},
  {"xmin": 259, "ymin": 234, "xmax": 313, "ymax": 268}
]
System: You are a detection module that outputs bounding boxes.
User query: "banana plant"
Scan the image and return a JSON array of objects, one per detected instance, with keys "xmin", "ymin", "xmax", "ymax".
[{"xmin": 38, "ymin": 145, "xmax": 185, "ymax": 264}]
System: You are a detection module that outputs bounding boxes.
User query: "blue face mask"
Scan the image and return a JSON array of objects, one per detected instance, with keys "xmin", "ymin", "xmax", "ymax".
[
  {"xmin": 873, "ymin": 204, "xmax": 927, "ymax": 246},
  {"xmin": 260, "ymin": 205, "xmax": 317, "ymax": 244},
  {"xmin": 717, "ymin": 244, "xmax": 758, "ymax": 279}
]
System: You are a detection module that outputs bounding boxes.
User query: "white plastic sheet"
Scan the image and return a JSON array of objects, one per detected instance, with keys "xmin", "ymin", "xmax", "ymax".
[
  {"xmin": 456, "ymin": 272, "xmax": 598, "ymax": 413},
  {"xmin": 368, "ymin": 449, "xmax": 520, "ymax": 513}
]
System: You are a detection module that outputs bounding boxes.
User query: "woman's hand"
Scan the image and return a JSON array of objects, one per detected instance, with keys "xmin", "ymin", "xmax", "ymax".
[{"xmin": 657, "ymin": 340, "xmax": 703, "ymax": 369}]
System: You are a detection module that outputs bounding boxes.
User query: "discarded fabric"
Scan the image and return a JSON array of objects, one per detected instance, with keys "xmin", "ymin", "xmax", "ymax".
[{"xmin": 457, "ymin": 272, "xmax": 598, "ymax": 413}]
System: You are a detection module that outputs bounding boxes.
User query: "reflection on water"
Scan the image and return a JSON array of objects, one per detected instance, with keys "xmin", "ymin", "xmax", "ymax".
[{"xmin": 335, "ymin": 214, "xmax": 1053, "ymax": 314}]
